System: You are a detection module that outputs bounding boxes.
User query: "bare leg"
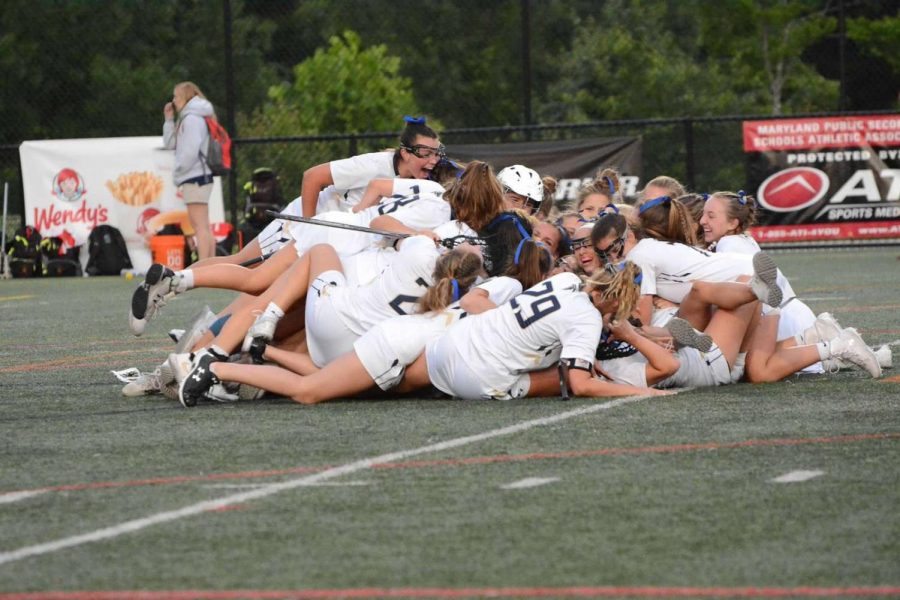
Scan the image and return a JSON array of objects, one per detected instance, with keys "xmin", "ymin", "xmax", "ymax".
[
  {"xmin": 395, "ymin": 352, "xmax": 432, "ymax": 393},
  {"xmin": 527, "ymin": 367, "xmax": 564, "ymax": 396},
  {"xmin": 705, "ymin": 300, "xmax": 758, "ymax": 369},
  {"xmin": 212, "ymin": 350, "xmax": 375, "ymax": 404},
  {"xmin": 264, "ymin": 344, "xmax": 320, "ymax": 376},
  {"xmin": 190, "ymin": 244, "xmax": 298, "ymax": 294},
  {"xmin": 186, "ymin": 202, "xmax": 216, "ymax": 261},
  {"xmin": 744, "ymin": 313, "xmax": 822, "ymax": 382}
]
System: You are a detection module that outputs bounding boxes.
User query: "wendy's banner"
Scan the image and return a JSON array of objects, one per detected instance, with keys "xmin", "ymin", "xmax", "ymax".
[
  {"xmin": 20, "ymin": 137, "xmax": 226, "ymax": 272},
  {"xmin": 744, "ymin": 115, "xmax": 900, "ymax": 243}
]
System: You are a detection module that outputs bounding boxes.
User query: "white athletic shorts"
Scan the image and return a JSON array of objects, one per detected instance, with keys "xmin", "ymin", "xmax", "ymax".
[
  {"xmin": 354, "ymin": 326, "xmax": 405, "ymax": 391},
  {"xmin": 304, "ymin": 270, "xmax": 358, "ymax": 368},
  {"xmin": 256, "ymin": 198, "xmax": 300, "ymax": 258},
  {"xmin": 425, "ymin": 334, "xmax": 530, "ymax": 400},
  {"xmin": 660, "ymin": 343, "xmax": 732, "ymax": 388}
]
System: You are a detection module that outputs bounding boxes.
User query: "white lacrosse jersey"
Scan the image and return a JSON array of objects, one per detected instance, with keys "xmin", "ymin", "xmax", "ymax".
[
  {"xmin": 626, "ymin": 238, "xmax": 759, "ymax": 303},
  {"xmin": 327, "ymin": 235, "xmax": 441, "ymax": 335},
  {"xmin": 291, "ymin": 185, "xmax": 451, "ymax": 257},
  {"xmin": 354, "ymin": 277, "xmax": 523, "ymax": 389},
  {"xmin": 256, "ymin": 197, "xmax": 301, "ymax": 257},
  {"xmin": 714, "ymin": 233, "xmax": 760, "ymax": 254},
  {"xmin": 317, "ymin": 151, "xmax": 397, "ymax": 213},
  {"xmin": 432, "ymin": 272, "xmax": 602, "ymax": 392}
]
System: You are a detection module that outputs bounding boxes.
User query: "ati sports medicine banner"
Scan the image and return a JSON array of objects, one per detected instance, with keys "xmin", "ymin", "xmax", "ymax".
[
  {"xmin": 744, "ymin": 115, "xmax": 900, "ymax": 243},
  {"xmin": 20, "ymin": 137, "xmax": 226, "ymax": 272},
  {"xmin": 450, "ymin": 137, "xmax": 642, "ymax": 204}
]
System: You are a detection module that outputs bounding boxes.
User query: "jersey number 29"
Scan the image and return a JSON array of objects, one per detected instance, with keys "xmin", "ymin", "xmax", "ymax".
[{"xmin": 510, "ymin": 281, "xmax": 561, "ymax": 328}]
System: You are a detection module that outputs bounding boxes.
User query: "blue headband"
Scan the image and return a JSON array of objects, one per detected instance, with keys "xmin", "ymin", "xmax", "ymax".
[
  {"xmin": 450, "ymin": 278, "xmax": 460, "ymax": 302},
  {"xmin": 638, "ymin": 195, "xmax": 671, "ymax": 215},
  {"xmin": 736, "ymin": 190, "xmax": 748, "ymax": 205},
  {"xmin": 488, "ymin": 213, "xmax": 531, "ymax": 241},
  {"xmin": 605, "ymin": 176, "xmax": 616, "ymax": 195},
  {"xmin": 615, "ymin": 262, "xmax": 642, "ymax": 285},
  {"xmin": 601, "ymin": 204, "xmax": 620, "ymax": 215},
  {"xmin": 403, "ymin": 115, "xmax": 426, "ymax": 125}
]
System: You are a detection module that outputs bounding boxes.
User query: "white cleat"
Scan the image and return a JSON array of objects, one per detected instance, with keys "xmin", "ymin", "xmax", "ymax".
[
  {"xmin": 665, "ymin": 317, "xmax": 713, "ymax": 352},
  {"xmin": 241, "ymin": 312, "xmax": 281, "ymax": 353},
  {"xmin": 874, "ymin": 344, "xmax": 892, "ymax": 369},
  {"xmin": 129, "ymin": 264, "xmax": 176, "ymax": 336},
  {"xmin": 749, "ymin": 252, "xmax": 782, "ymax": 308},
  {"xmin": 828, "ymin": 328, "xmax": 882, "ymax": 378}
]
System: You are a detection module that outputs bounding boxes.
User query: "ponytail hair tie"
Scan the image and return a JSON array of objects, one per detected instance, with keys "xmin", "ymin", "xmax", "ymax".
[
  {"xmin": 450, "ymin": 278, "xmax": 460, "ymax": 302},
  {"xmin": 600, "ymin": 204, "xmax": 620, "ymax": 216},
  {"xmin": 404, "ymin": 115, "xmax": 426, "ymax": 125},
  {"xmin": 616, "ymin": 262, "xmax": 642, "ymax": 285},
  {"xmin": 700, "ymin": 193, "xmax": 710, "ymax": 202},
  {"xmin": 604, "ymin": 176, "xmax": 616, "ymax": 195},
  {"xmin": 638, "ymin": 195, "xmax": 671, "ymax": 215},
  {"xmin": 736, "ymin": 190, "xmax": 748, "ymax": 205}
]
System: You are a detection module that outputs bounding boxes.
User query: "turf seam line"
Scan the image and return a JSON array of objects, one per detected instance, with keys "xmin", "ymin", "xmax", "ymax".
[{"xmin": 0, "ymin": 396, "xmax": 647, "ymax": 567}]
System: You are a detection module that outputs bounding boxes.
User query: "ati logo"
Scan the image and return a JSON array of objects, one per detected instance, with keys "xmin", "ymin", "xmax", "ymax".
[{"xmin": 757, "ymin": 167, "xmax": 829, "ymax": 212}]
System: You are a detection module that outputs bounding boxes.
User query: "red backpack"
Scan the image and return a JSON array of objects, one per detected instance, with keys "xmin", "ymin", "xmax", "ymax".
[{"xmin": 203, "ymin": 116, "xmax": 232, "ymax": 176}]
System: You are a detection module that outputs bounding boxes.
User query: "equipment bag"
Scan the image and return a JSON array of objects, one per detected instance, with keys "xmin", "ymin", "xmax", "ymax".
[
  {"xmin": 243, "ymin": 167, "xmax": 284, "ymax": 227},
  {"xmin": 40, "ymin": 235, "xmax": 83, "ymax": 277},
  {"xmin": 85, "ymin": 224, "xmax": 133, "ymax": 276},
  {"xmin": 203, "ymin": 116, "xmax": 233, "ymax": 176},
  {"xmin": 6, "ymin": 225, "xmax": 43, "ymax": 278}
]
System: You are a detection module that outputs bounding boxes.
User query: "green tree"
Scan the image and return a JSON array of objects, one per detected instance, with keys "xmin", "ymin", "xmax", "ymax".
[{"xmin": 237, "ymin": 30, "xmax": 422, "ymax": 197}]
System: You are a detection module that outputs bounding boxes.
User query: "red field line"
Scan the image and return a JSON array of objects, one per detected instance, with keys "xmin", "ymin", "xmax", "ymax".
[
  {"xmin": 375, "ymin": 433, "xmax": 900, "ymax": 470},
  {"xmin": 3, "ymin": 433, "xmax": 896, "ymax": 499},
  {"xmin": 1, "ymin": 586, "xmax": 899, "ymax": 599},
  {"xmin": 881, "ymin": 375, "xmax": 900, "ymax": 383},
  {"xmin": 0, "ymin": 348, "xmax": 169, "ymax": 373}
]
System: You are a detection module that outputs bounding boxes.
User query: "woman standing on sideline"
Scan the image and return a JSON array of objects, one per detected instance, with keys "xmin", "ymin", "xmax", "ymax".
[{"xmin": 163, "ymin": 81, "xmax": 217, "ymax": 261}]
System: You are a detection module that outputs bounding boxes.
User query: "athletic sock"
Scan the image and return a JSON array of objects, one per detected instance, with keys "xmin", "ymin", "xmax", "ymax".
[
  {"xmin": 816, "ymin": 341, "xmax": 830, "ymax": 361},
  {"xmin": 263, "ymin": 302, "xmax": 285, "ymax": 320},
  {"xmin": 173, "ymin": 270, "xmax": 194, "ymax": 293}
]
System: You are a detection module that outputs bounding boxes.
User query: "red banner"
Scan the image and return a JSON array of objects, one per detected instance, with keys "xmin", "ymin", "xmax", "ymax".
[
  {"xmin": 744, "ymin": 114, "xmax": 900, "ymax": 242},
  {"xmin": 752, "ymin": 221, "xmax": 900, "ymax": 243},
  {"xmin": 743, "ymin": 115, "xmax": 900, "ymax": 152}
]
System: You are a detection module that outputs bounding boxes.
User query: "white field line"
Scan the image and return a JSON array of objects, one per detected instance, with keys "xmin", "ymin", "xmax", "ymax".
[
  {"xmin": 771, "ymin": 470, "xmax": 825, "ymax": 483},
  {"xmin": 202, "ymin": 480, "xmax": 372, "ymax": 490},
  {"xmin": 501, "ymin": 477, "xmax": 559, "ymax": 489},
  {"xmin": 0, "ymin": 490, "xmax": 49, "ymax": 505},
  {"xmin": 0, "ymin": 395, "xmax": 649, "ymax": 566}
]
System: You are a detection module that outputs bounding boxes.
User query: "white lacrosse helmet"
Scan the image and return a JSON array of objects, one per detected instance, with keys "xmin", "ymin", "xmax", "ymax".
[{"xmin": 497, "ymin": 165, "xmax": 543, "ymax": 207}]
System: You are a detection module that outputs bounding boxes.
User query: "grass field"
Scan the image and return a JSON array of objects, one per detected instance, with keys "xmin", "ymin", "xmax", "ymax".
[{"xmin": 1, "ymin": 247, "xmax": 899, "ymax": 599}]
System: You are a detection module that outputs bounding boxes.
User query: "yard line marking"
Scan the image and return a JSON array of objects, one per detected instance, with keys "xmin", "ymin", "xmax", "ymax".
[
  {"xmin": 0, "ymin": 396, "xmax": 647, "ymax": 566},
  {"xmin": 801, "ymin": 296, "xmax": 849, "ymax": 301},
  {"xmin": 202, "ymin": 480, "xmax": 371, "ymax": 490},
  {"xmin": 0, "ymin": 490, "xmax": 48, "ymax": 505},
  {"xmin": 771, "ymin": 470, "xmax": 825, "ymax": 483},
  {"xmin": 501, "ymin": 477, "xmax": 559, "ymax": 490},
  {"xmin": 3, "ymin": 432, "xmax": 897, "ymax": 499},
  {"xmin": 2, "ymin": 585, "xmax": 900, "ymax": 599}
]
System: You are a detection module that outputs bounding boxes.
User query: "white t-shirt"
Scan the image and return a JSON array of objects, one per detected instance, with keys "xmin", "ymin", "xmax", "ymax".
[
  {"xmin": 430, "ymin": 272, "xmax": 602, "ymax": 393},
  {"xmin": 355, "ymin": 276, "xmax": 523, "ymax": 374},
  {"xmin": 316, "ymin": 151, "xmax": 397, "ymax": 213},
  {"xmin": 291, "ymin": 187, "xmax": 452, "ymax": 257},
  {"xmin": 626, "ymin": 238, "xmax": 760, "ymax": 303},
  {"xmin": 327, "ymin": 235, "xmax": 441, "ymax": 335},
  {"xmin": 714, "ymin": 233, "xmax": 760, "ymax": 254}
]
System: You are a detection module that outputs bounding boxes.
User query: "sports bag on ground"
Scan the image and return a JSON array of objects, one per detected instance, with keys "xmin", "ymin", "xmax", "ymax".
[
  {"xmin": 6, "ymin": 225, "xmax": 43, "ymax": 278},
  {"xmin": 85, "ymin": 224, "xmax": 133, "ymax": 276}
]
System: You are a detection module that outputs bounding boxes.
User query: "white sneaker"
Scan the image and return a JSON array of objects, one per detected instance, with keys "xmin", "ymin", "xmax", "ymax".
[
  {"xmin": 241, "ymin": 311, "xmax": 281, "ymax": 353},
  {"xmin": 828, "ymin": 329, "xmax": 882, "ymax": 378},
  {"xmin": 665, "ymin": 317, "xmax": 713, "ymax": 352},
  {"xmin": 749, "ymin": 252, "xmax": 782, "ymax": 308},
  {"xmin": 121, "ymin": 369, "xmax": 162, "ymax": 397},
  {"xmin": 875, "ymin": 344, "xmax": 892, "ymax": 369},
  {"xmin": 802, "ymin": 312, "xmax": 843, "ymax": 345},
  {"xmin": 129, "ymin": 264, "xmax": 176, "ymax": 336},
  {"xmin": 168, "ymin": 329, "xmax": 185, "ymax": 343},
  {"xmin": 206, "ymin": 383, "xmax": 240, "ymax": 403}
]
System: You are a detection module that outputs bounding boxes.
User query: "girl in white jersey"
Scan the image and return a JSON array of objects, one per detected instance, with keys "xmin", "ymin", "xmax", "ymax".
[
  {"xmin": 420, "ymin": 263, "xmax": 670, "ymax": 400},
  {"xmin": 175, "ymin": 217, "xmax": 555, "ymax": 405},
  {"xmin": 178, "ymin": 235, "xmax": 455, "ymax": 406}
]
